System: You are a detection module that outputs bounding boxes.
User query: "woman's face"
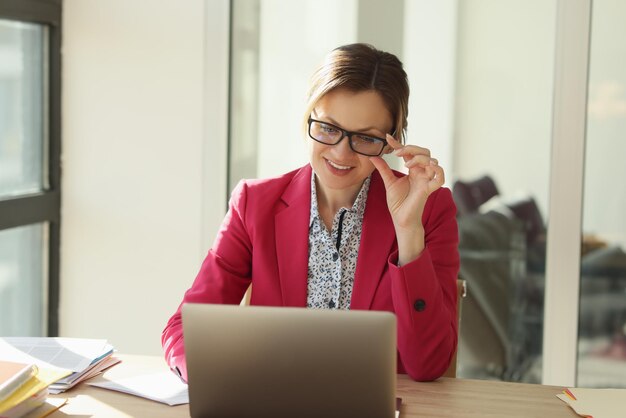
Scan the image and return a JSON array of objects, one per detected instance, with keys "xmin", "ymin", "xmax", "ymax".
[{"xmin": 309, "ymin": 88, "xmax": 393, "ymax": 197}]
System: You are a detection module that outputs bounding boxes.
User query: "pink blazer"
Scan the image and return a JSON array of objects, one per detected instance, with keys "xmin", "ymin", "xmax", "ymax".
[{"xmin": 162, "ymin": 164, "xmax": 460, "ymax": 382}]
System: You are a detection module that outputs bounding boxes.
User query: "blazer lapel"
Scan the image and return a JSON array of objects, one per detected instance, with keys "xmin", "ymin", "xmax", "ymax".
[
  {"xmin": 275, "ymin": 165, "xmax": 312, "ymax": 307},
  {"xmin": 351, "ymin": 170, "xmax": 396, "ymax": 310}
]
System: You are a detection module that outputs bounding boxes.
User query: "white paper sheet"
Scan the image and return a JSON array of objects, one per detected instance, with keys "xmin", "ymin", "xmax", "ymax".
[
  {"xmin": 557, "ymin": 387, "xmax": 626, "ymax": 418},
  {"xmin": 0, "ymin": 337, "xmax": 110, "ymax": 372},
  {"xmin": 88, "ymin": 372, "xmax": 189, "ymax": 406}
]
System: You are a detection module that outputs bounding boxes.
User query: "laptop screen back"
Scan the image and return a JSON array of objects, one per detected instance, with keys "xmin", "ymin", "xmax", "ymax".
[{"xmin": 182, "ymin": 304, "xmax": 396, "ymax": 418}]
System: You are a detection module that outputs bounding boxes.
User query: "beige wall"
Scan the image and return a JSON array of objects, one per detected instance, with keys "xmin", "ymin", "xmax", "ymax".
[{"xmin": 60, "ymin": 0, "xmax": 228, "ymax": 355}]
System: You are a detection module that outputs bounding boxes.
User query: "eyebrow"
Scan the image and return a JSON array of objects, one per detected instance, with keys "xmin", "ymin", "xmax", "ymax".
[{"xmin": 317, "ymin": 114, "xmax": 385, "ymax": 136}]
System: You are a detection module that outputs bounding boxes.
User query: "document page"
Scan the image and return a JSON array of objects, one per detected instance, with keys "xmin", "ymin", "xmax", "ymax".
[
  {"xmin": 0, "ymin": 338, "xmax": 109, "ymax": 372},
  {"xmin": 88, "ymin": 372, "xmax": 189, "ymax": 406}
]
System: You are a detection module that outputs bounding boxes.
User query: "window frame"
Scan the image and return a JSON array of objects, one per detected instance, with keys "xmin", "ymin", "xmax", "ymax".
[{"xmin": 0, "ymin": 0, "xmax": 62, "ymax": 336}]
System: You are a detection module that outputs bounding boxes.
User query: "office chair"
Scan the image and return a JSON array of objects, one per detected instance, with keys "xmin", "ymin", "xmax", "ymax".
[
  {"xmin": 443, "ymin": 279, "xmax": 467, "ymax": 378},
  {"xmin": 452, "ymin": 175, "xmax": 499, "ymax": 216},
  {"xmin": 241, "ymin": 279, "xmax": 467, "ymax": 378}
]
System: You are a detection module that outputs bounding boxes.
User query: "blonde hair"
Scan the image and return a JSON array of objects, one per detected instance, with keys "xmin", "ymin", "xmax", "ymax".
[{"xmin": 303, "ymin": 43, "xmax": 409, "ymax": 144}]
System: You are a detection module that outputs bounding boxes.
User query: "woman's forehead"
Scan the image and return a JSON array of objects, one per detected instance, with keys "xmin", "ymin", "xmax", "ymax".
[{"xmin": 315, "ymin": 89, "xmax": 393, "ymax": 134}]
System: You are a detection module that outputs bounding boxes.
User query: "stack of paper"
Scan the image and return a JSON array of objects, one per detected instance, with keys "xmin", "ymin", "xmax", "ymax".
[
  {"xmin": 557, "ymin": 387, "xmax": 626, "ymax": 418},
  {"xmin": 0, "ymin": 337, "xmax": 120, "ymax": 394},
  {"xmin": 0, "ymin": 360, "xmax": 70, "ymax": 417}
]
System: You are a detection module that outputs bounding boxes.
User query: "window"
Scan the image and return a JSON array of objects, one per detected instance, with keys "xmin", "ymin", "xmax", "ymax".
[
  {"xmin": 577, "ymin": 0, "xmax": 626, "ymax": 388},
  {"xmin": 0, "ymin": 0, "xmax": 61, "ymax": 336},
  {"xmin": 228, "ymin": 0, "xmax": 557, "ymax": 383}
]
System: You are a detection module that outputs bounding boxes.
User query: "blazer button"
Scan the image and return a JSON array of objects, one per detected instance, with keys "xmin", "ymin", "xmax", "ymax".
[{"xmin": 413, "ymin": 299, "xmax": 426, "ymax": 312}]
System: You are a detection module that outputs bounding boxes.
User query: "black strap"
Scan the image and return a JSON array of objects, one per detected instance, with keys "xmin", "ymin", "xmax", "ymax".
[{"xmin": 336, "ymin": 209, "xmax": 347, "ymax": 251}]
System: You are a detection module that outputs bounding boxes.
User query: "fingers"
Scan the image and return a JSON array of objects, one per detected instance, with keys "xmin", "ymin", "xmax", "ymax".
[
  {"xmin": 369, "ymin": 156, "xmax": 397, "ymax": 189},
  {"xmin": 434, "ymin": 162, "xmax": 445, "ymax": 186},
  {"xmin": 385, "ymin": 133, "xmax": 403, "ymax": 150},
  {"xmin": 387, "ymin": 134, "xmax": 431, "ymax": 158},
  {"xmin": 383, "ymin": 133, "xmax": 445, "ymax": 188},
  {"xmin": 427, "ymin": 161, "xmax": 445, "ymax": 190},
  {"xmin": 393, "ymin": 146, "xmax": 432, "ymax": 160},
  {"xmin": 405, "ymin": 155, "xmax": 436, "ymax": 169},
  {"xmin": 408, "ymin": 158, "xmax": 445, "ymax": 188}
]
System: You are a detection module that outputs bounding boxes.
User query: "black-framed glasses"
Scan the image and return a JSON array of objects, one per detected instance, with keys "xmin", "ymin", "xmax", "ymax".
[{"xmin": 307, "ymin": 117, "xmax": 388, "ymax": 157}]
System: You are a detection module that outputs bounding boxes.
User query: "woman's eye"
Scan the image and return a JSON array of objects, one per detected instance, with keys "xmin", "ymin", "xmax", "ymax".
[
  {"xmin": 356, "ymin": 135, "xmax": 378, "ymax": 144},
  {"xmin": 321, "ymin": 125, "xmax": 339, "ymax": 134}
]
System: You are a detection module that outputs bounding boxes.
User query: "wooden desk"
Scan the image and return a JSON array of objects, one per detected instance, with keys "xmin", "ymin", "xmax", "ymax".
[
  {"xmin": 47, "ymin": 355, "xmax": 576, "ymax": 417},
  {"xmin": 48, "ymin": 355, "xmax": 188, "ymax": 418},
  {"xmin": 396, "ymin": 375, "xmax": 576, "ymax": 417}
]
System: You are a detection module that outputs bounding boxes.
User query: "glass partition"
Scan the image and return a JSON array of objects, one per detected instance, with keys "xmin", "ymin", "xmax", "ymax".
[
  {"xmin": 577, "ymin": 0, "xmax": 626, "ymax": 388},
  {"xmin": 452, "ymin": 0, "xmax": 556, "ymax": 382},
  {"xmin": 229, "ymin": 0, "xmax": 559, "ymax": 383}
]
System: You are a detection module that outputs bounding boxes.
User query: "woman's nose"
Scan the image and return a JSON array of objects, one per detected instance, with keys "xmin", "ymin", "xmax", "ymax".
[{"xmin": 332, "ymin": 134, "xmax": 354, "ymax": 157}]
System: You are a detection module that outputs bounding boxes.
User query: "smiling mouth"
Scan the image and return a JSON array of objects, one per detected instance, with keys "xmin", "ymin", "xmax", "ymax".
[{"xmin": 325, "ymin": 158, "xmax": 353, "ymax": 170}]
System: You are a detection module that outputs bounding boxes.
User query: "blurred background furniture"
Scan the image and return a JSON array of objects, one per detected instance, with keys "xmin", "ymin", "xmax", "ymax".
[
  {"xmin": 453, "ymin": 175, "xmax": 541, "ymax": 381},
  {"xmin": 453, "ymin": 174, "xmax": 626, "ymax": 384},
  {"xmin": 443, "ymin": 279, "xmax": 467, "ymax": 378},
  {"xmin": 452, "ymin": 175, "xmax": 499, "ymax": 216}
]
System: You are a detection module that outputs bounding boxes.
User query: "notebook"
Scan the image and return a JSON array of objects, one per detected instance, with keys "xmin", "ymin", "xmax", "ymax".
[
  {"xmin": 0, "ymin": 361, "xmax": 37, "ymax": 403},
  {"xmin": 182, "ymin": 304, "xmax": 397, "ymax": 418}
]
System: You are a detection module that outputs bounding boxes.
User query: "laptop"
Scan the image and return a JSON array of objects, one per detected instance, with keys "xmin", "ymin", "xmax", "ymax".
[{"xmin": 182, "ymin": 304, "xmax": 397, "ymax": 418}]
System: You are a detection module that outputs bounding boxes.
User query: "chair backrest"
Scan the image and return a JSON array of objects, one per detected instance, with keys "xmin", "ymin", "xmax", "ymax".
[
  {"xmin": 241, "ymin": 284, "xmax": 252, "ymax": 306},
  {"xmin": 442, "ymin": 279, "xmax": 467, "ymax": 378},
  {"xmin": 240, "ymin": 279, "xmax": 467, "ymax": 378},
  {"xmin": 452, "ymin": 175, "xmax": 499, "ymax": 216}
]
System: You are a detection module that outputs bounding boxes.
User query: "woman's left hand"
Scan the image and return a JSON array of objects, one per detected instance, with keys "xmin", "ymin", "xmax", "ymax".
[{"xmin": 369, "ymin": 134, "xmax": 445, "ymax": 264}]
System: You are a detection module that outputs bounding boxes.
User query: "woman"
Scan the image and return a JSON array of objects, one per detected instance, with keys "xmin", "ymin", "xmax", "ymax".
[{"xmin": 162, "ymin": 43, "xmax": 459, "ymax": 382}]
